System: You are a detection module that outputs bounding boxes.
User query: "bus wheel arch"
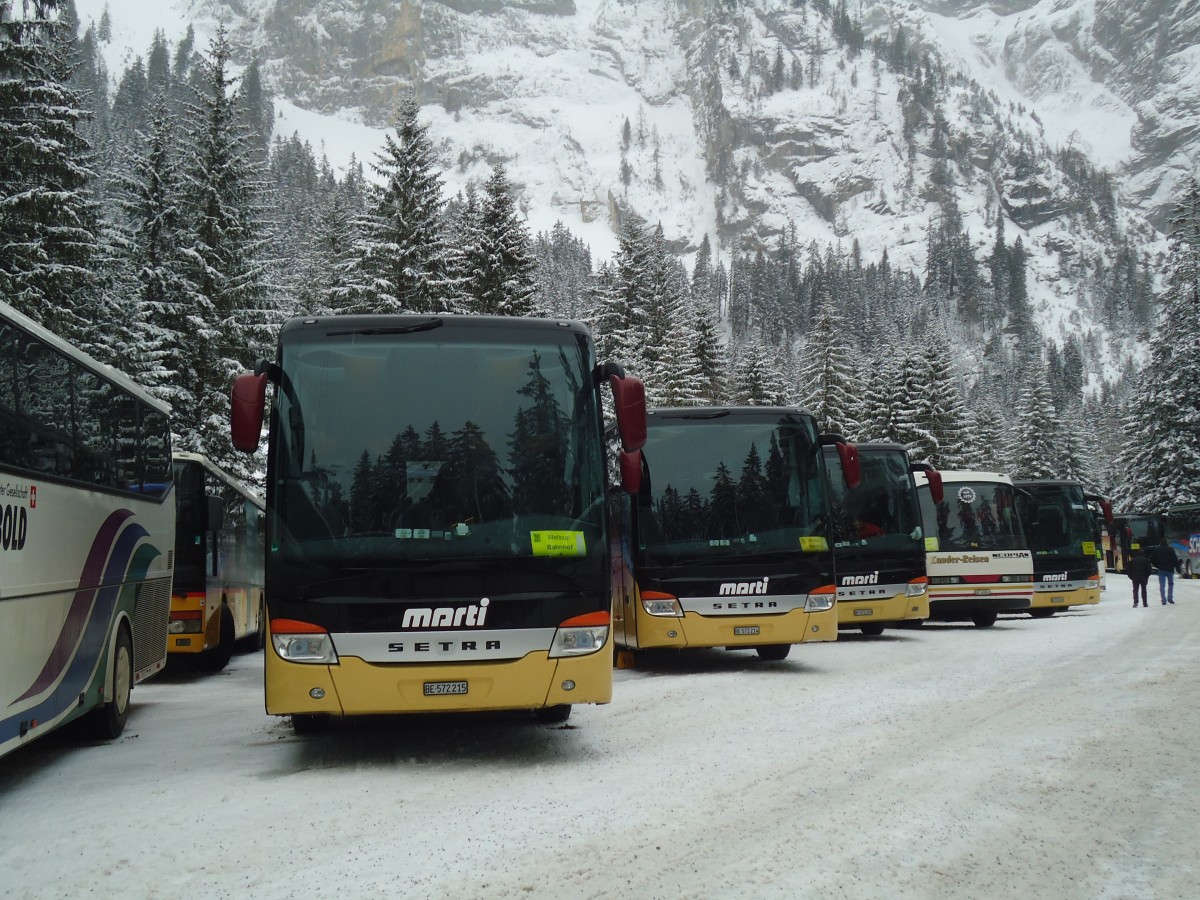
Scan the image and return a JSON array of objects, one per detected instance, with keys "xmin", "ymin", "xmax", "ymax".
[{"xmin": 201, "ymin": 603, "xmax": 236, "ymax": 672}]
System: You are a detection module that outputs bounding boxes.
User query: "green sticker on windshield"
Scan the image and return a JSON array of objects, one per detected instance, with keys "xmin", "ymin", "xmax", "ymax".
[
  {"xmin": 1082, "ymin": 541, "xmax": 1096, "ymax": 557},
  {"xmin": 799, "ymin": 536, "xmax": 828, "ymax": 552},
  {"xmin": 924, "ymin": 537, "xmax": 940, "ymax": 551},
  {"xmin": 531, "ymin": 530, "xmax": 586, "ymax": 557}
]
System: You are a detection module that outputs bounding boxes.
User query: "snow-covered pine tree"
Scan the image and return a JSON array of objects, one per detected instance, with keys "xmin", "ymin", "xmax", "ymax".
[
  {"xmin": 343, "ymin": 93, "xmax": 456, "ymax": 314},
  {"xmin": 1112, "ymin": 177, "xmax": 1200, "ymax": 510},
  {"xmin": 730, "ymin": 334, "xmax": 790, "ymax": 406},
  {"xmin": 590, "ymin": 215, "xmax": 653, "ymax": 377},
  {"xmin": 0, "ymin": 1, "xmax": 99, "ymax": 336},
  {"xmin": 1008, "ymin": 364, "xmax": 1060, "ymax": 479},
  {"xmin": 175, "ymin": 25, "xmax": 273, "ymax": 473},
  {"xmin": 923, "ymin": 331, "xmax": 970, "ymax": 468},
  {"xmin": 531, "ymin": 220, "xmax": 592, "ymax": 319},
  {"xmin": 891, "ymin": 349, "xmax": 939, "ymax": 464},
  {"xmin": 795, "ymin": 298, "xmax": 858, "ymax": 436},
  {"xmin": 464, "ymin": 163, "xmax": 539, "ymax": 316}
]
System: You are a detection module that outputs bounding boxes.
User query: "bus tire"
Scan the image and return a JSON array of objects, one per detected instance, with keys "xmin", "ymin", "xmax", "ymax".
[
  {"xmin": 859, "ymin": 623, "xmax": 885, "ymax": 636},
  {"xmin": 291, "ymin": 713, "xmax": 332, "ymax": 734},
  {"xmin": 755, "ymin": 644, "xmax": 791, "ymax": 661},
  {"xmin": 1029, "ymin": 608, "xmax": 1056, "ymax": 619},
  {"xmin": 535, "ymin": 705, "xmax": 572, "ymax": 724},
  {"xmin": 91, "ymin": 625, "xmax": 133, "ymax": 740},
  {"xmin": 201, "ymin": 606, "xmax": 236, "ymax": 672},
  {"xmin": 972, "ymin": 611, "xmax": 998, "ymax": 627}
]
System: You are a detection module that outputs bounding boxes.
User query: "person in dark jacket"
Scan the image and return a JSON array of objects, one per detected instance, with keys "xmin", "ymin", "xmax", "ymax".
[
  {"xmin": 1147, "ymin": 536, "xmax": 1181, "ymax": 605},
  {"xmin": 1126, "ymin": 550, "xmax": 1153, "ymax": 607}
]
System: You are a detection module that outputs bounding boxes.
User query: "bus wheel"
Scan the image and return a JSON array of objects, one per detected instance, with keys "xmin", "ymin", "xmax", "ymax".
[
  {"xmin": 201, "ymin": 606, "xmax": 236, "ymax": 672},
  {"xmin": 291, "ymin": 714, "xmax": 331, "ymax": 735},
  {"xmin": 1029, "ymin": 609, "xmax": 1056, "ymax": 619},
  {"xmin": 859, "ymin": 623, "xmax": 885, "ymax": 636},
  {"xmin": 91, "ymin": 626, "xmax": 133, "ymax": 740},
  {"xmin": 756, "ymin": 644, "xmax": 791, "ymax": 661},
  {"xmin": 972, "ymin": 611, "xmax": 998, "ymax": 628},
  {"xmin": 535, "ymin": 705, "xmax": 572, "ymax": 724}
]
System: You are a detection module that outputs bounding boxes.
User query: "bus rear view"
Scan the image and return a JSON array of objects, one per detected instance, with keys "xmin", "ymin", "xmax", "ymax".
[
  {"xmin": 1014, "ymin": 479, "xmax": 1103, "ymax": 617},
  {"xmin": 915, "ymin": 470, "xmax": 1033, "ymax": 627},
  {"xmin": 230, "ymin": 315, "xmax": 645, "ymax": 730}
]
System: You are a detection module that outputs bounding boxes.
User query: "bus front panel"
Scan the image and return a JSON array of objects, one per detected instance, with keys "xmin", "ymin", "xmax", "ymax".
[{"xmin": 261, "ymin": 317, "xmax": 612, "ymax": 718}]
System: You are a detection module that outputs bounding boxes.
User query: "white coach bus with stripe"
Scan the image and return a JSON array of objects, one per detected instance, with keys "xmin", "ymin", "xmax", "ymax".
[{"xmin": 1, "ymin": 300, "xmax": 174, "ymax": 760}]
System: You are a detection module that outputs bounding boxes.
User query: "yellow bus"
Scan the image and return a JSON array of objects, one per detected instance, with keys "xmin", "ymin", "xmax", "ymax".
[
  {"xmin": 914, "ymin": 470, "xmax": 1033, "ymax": 627},
  {"xmin": 824, "ymin": 443, "xmax": 932, "ymax": 635},
  {"xmin": 609, "ymin": 407, "xmax": 852, "ymax": 664},
  {"xmin": 230, "ymin": 315, "xmax": 645, "ymax": 731},
  {"xmin": 1014, "ymin": 479, "xmax": 1102, "ymax": 617},
  {"xmin": 168, "ymin": 452, "xmax": 266, "ymax": 671}
]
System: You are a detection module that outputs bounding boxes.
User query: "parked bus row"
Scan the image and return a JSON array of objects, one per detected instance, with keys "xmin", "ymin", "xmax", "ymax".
[
  {"xmin": 2, "ymin": 306, "xmax": 1118, "ymax": 756},
  {"xmin": 1101, "ymin": 505, "xmax": 1200, "ymax": 577}
]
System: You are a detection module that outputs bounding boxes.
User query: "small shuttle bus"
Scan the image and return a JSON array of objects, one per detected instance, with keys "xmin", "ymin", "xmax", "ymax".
[
  {"xmin": 823, "ymin": 442, "xmax": 931, "ymax": 635},
  {"xmin": 609, "ymin": 406, "xmax": 853, "ymax": 663},
  {"xmin": 1014, "ymin": 479, "xmax": 1104, "ymax": 617},
  {"xmin": 230, "ymin": 314, "xmax": 645, "ymax": 730},
  {"xmin": 914, "ymin": 470, "xmax": 1033, "ymax": 627}
]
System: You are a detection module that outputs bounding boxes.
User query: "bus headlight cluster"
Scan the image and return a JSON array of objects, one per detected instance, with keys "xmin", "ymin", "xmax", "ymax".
[
  {"xmin": 906, "ymin": 580, "xmax": 929, "ymax": 596},
  {"xmin": 168, "ymin": 619, "xmax": 203, "ymax": 634},
  {"xmin": 804, "ymin": 591, "xmax": 836, "ymax": 612},
  {"xmin": 272, "ymin": 632, "xmax": 338, "ymax": 664},
  {"xmin": 549, "ymin": 624, "xmax": 609, "ymax": 658},
  {"xmin": 642, "ymin": 596, "xmax": 682, "ymax": 617}
]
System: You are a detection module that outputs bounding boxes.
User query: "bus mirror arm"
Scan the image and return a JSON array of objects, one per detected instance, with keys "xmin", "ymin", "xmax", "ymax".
[
  {"xmin": 619, "ymin": 449, "xmax": 643, "ymax": 495},
  {"xmin": 206, "ymin": 495, "xmax": 225, "ymax": 533}
]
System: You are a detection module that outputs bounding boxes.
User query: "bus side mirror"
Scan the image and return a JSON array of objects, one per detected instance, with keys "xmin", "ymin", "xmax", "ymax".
[
  {"xmin": 206, "ymin": 495, "xmax": 225, "ymax": 533},
  {"xmin": 836, "ymin": 442, "xmax": 860, "ymax": 489},
  {"xmin": 610, "ymin": 374, "xmax": 646, "ymax": 452},
  {"xmin": 1101, "ymin": 500, "xmax": 1113, "ymax": 524},
  {"xmin": 619, "ymin": 450, "xmax": 642, "ymax": 495},
  {"xmin": 231, "ymin": 373, "xmax": 267, "ymax": 452},
  {"xmin": 911, "ymin": 462, "xmax": 943, "ymax": 505}
]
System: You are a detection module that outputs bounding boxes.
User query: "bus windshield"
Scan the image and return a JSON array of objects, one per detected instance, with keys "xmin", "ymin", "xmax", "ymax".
[
  {"xmin": 920, "ymin": 480, "xmax": 1025, "ymax": 552},
  {"xmin": 639, "ymin": 411, "xmax": 827, "ymax": 565},
  {"xmin": 825, "ymin": 446, "xmax": 923, "ymax": 554},
  {"xmin": 1016, "ymin": 483, "xmax": 1097, "ymax": 559},
  {"xmin": 1125, "ymin": 514, "xmax": 1165, "ymax": 547},
  {"xmin": 271, "ymin": 328, "xmax": 604, "ymax": 566}
]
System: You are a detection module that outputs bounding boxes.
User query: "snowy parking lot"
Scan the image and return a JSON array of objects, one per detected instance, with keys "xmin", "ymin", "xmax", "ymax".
[{"xmin": 3, "ymin": 580, "xmax": 1199, "ymax": 899}]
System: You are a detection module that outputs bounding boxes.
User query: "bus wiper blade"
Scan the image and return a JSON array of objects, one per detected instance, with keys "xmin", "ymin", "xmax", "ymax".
[
  {"xmin": 327, "ymin": 318, "xmax": 445, "ymax": 337},
  {"xmin": 675, "ymin": 409, "xmax": 731, "ymax": 419}
]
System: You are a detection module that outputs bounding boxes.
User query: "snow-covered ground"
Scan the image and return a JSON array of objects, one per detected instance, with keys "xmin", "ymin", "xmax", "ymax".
[{"xmin": 3, "ymin": 580, "xmax": 1199, "ymax": 899}]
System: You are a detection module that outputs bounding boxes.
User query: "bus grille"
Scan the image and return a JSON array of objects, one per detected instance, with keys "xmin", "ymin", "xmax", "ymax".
[{"xmin": 133, "ymin": 575, "xmax": 172, "ymax": 676}]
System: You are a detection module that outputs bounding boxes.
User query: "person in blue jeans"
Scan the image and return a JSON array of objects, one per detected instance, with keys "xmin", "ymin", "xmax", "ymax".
[{"xmin": 1148, "ymin": 537, "xmax": 1181, "ymax": 605}]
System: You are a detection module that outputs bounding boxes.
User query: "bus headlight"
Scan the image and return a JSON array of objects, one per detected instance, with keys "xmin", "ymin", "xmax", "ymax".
[
  {"xmin": 641, "ymin": 591, "xmax": 682, "ymax": 617},
  {"xmin": 906, "ymin": 578, "xmax": 928, "ymax": 597},
  {"xmin": 549, "ymin": 612, "xmax": 609, "ymax": 658},
  {"xmin": 804, "ymin": 585, "xmax": 836, "ymax": 612},
  {"xmin": 271, "ymin": 619, "xmax": 338, "ymax": 664}
]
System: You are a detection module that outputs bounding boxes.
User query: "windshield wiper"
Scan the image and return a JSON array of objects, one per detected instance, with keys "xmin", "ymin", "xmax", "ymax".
[
  {"xmin": 674, "ymin": 409, "xmax": 731, "ymax": 420},
  {"xmin": 327, "ymin": 318, "xmax": 445, "ymax": 337}
]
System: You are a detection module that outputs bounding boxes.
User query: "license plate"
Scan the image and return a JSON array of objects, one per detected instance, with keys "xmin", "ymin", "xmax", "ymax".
[
  {"xmin": 1051, "ymin": 596, "xmax": 1065, "ymax": 603},
  {"xmin": 853, "ymin": 608, "xmax": 873, "ymax": 617},
  {"xmin": 733, "ymin": 625, "xmax": 760, "ymax": 636},
  {"xmin": 423, "ymin": 681, "xmax": 468, "ymax": 696}
]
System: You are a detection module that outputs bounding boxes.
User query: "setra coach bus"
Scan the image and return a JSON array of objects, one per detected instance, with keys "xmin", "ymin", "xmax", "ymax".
[
  {"xmin": 230, "ymin": 314, "xmax": 645, "ymax": 731},
  {"xmin": 609, "ymin": 407, "xmax": 853, "ymax": 664},
  {"xmin": 1014, "ymin": 479, "xmax": 1105, "ymax": 617},
  {"xmin": 914, "ymin": 470, "xmax": 1033, "ymax": 627},
  {"xmin": 1, "ymin": 300, "xmax": 174, "ymax": 759},
  {"xmin": 824, "ymin": 442, "xmax": 934, "ymax": 635}
]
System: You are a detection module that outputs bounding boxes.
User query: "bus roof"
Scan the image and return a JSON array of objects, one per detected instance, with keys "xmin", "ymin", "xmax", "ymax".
[
  {"xmin": 1, "ymin": 299, "xmax": 170, "ymax": 416},
  {"xmin": 172, "ymin": 451, "xmax": 264, "ymax": 510},
  {"xmin": 915, "ymin": 469, "xmax": 1014, "ymax": 486},
  {"xmin": 276, "ymin": 314, "xmax": 594, "ymax": 343}
]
